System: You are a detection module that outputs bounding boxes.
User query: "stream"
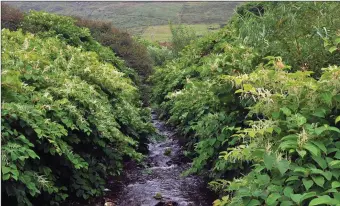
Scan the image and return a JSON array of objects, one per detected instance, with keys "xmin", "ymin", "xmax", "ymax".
[{"xmin": 103, "ymin": 111, "xmax": 214, "ymax": 206}]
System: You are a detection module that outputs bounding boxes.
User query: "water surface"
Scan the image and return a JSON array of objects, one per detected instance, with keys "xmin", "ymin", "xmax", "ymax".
[{"xmin": 112, "ymin": 112, "xmax": 213, "ymax": 206}]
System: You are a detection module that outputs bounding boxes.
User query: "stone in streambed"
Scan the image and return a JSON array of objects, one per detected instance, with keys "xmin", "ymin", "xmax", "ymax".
[
  {"xmin": 153, "ymin": 192, "xmax": 163, "ymax": 200},
  {"xmin": 104, "ymin": 201, "xmax": 115, "ymax": 206},
  {"xmin": 163, "ymin": 148, "xmax": 172, "ymax": 156}
]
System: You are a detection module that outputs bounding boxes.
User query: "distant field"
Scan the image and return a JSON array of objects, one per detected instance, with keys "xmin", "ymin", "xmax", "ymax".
[
  {"xmin": 141, "ymin": 24, "xmax": 220, "ymax": 42},
  {"xmin": 6, "ymin": 1, "xmax": 240, "ymax": 41}
]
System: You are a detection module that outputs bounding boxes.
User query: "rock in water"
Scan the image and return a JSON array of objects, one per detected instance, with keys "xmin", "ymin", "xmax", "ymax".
[{"xmin": 104, "ymin": 201, "xmax": 115, "ymax": 206}]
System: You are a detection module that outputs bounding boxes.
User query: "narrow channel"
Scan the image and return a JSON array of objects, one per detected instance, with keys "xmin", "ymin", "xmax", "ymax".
[{"xmin": 112, "ymin": 111, "xmax": 214, "ymax": 206}]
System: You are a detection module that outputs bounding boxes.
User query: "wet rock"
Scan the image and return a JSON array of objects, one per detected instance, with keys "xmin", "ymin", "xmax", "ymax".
[
  {"xmin": 153, "ymin": 192, "xmax": 163, "ymax": 200},
  {"xmin": 104, "ymin": 201, "xmax": 115, "ymax": 206},
  {"xmin": 164, "ymin": 148, "xmax": 172, "ymax": 156}
]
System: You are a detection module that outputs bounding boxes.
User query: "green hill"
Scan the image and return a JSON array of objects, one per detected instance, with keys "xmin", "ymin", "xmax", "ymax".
[{"xmin": 6, "ymin": 1, "xmax": 239, "ymax": 41}]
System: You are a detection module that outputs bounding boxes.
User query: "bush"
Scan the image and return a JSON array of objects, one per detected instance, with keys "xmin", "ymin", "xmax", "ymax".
[
  {"xmin": 137, "ymin": 38, "xmax": 174, "ymax": 67},
  {"xmin": 75, "ymin": 18, "xmax": 153, "ymax": 78},
  {"xmin": 20, "ymin": 11, "xmax": 138, "ymax": 82},
  {"xmin": 151, "ymin": 2, "xmax": 340, "ymax": 205},
  {"xmin": 1, "ymin": 28, "xmax": 153, "ymax": 205},
  {"xmin": 1, "ymin": 3, "xmax": 25, "ymax": 31},
  {"xmin": 213, "ymin": 58, "xmax": 340, "ymax": 206},
  {"xmin": 233, "ymin": 2, "xmax": 340, "ymax": 76},
  {"xmin": 170, "ymin": 22, "xmax": 197, "ymax": 56}
]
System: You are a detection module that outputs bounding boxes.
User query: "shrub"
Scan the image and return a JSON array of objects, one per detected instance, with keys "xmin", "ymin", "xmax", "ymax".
[
  {"xmin": 151, "ymin": 2, "xmax": 340, "ymax": 205},
  {"xmin": 213, "ymin": 59, "xmax": 340, "ymax": 206},
  {"xmin": 170, "ymin": 22, "xmax": 197, "ymax": 56},
  {"xmin": 1, "ymin": 3, "xmax": 25, "ymax": 31},
  {"xmin": 75, "ymin": 18, "xmax": 153, "ymax": 78},
  {"xmin": 137, "ymin": 38, "xmax": 174, "ymax": 67},
  {"xmin": 20, "ymin": 11, "xmax": 138, "ymax": 82},
  {"xmin": 1, "ymin": 28, "xmax": 153, "ymax": 205},
  {"xmin": 232, "ymin": 2, "xmax": 340, "ymax": 76}
]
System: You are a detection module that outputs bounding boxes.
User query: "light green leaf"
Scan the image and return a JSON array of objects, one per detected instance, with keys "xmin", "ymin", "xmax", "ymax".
[
  {"xmin": 243, "ymin": 84, "xmax": 253, "ymax": 92},
  {"xmin": 297, "ymin": 149, "xmax": 307, "ymax": 158},
  {"xmin": 280, "ymin": 107, "xmax": 292, "ymax": 116},
  {"xmin": 302, "ymin": 178, "xmax": 314, "ymax": 191},
  {"xmin": 329, "ymin": 160, "xmax": 340, "ymax": 169},
  {"xmin": 286, "ymin": 176, "xmax": 299, "ymax": 182},
  {"xmin": 300, "ymin": 192, "xmax": 317, "ymax": 202},
  {"xmin": 335, "ymin": 38, "xmax": 340, "ymax": 44},
  {"xmin": 309, "ymin": 195, "xmax": 336, "ymax": 206},
  {"xmin": 311, "ymin": 141, "xmax": 327, "ymax": 153},
  {"xmin": 336, "ymin": 116, "xmax": 340, "ymax": 124},
  {"xmin": 311, "ymin": 175, "xmax": 325, "ymax": 187},
  {"xmin": 266, "ymin": 193, "xmax": 281, "ymax": 205},
  {"xmin": 295, "ymin": 114, "xmax": 307, "ymax": 127},
  {"xmin": 290, "ymin": 194, "xmax": 302, "ymax": 204},
  {"xmin": 248, "ymin": 131, "xmax": 256, "ymax": 138},
  {"xmin": 280, "ymin": 201, "xmax": 294, "ymax": 206},
  {"xmin": 332, "ymin": 181, "xmax": 340, "ymax": 188},
  {"xmin": 2, "ymin": 166, "xmax": 11, "ymax": 175},
  {"xmin": 277, "ymin": 159, "xmax": 290, "ymax": 175},
  {"xmin": 321, "ymin": 92, "xmax": 333, "ymax": 105},
  {"xmin": 329, "ymin": 46, "xmax": 337, "ymax": 53},
  {"xmin": 246, "ymin": 199, "xmax": 261, "ymax": 206},
  {"xmin": 294, "ymin": 167, "xmax": 308, "ymax": 175},
  {"xmin": 264, "ymin": 154, "xmax": 276, "ymax": 170},
  {"xmin": 2, "ymin": 173, "xmax": 10, "ymax": 180},
  {"xmin": 312, "ymin": 108, "xmax": 326, "ymax": 118},
  {"xmin": 303, "ymin": 142, "xmax": 320, "ymax": 157},
  {"xmin": 323, "ymin": 171, "xmax": 333, "ymax": 181},
  {"xmin": 311, "ymin": 156, "xmax": 327, "ymax": 170},
  {"xmin": 283, "ymin": 187, "xmax": 294, "ymax": 197}
]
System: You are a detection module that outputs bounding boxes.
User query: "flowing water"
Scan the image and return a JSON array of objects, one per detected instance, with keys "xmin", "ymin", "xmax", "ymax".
[{"xmin": 108, "ymin": 112, "xmax": 214, "ymax": 206}]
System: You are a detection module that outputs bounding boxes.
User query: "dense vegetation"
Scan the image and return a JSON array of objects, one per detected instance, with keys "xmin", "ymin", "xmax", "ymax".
[
  {"xmin": 75, "ymin": 18, "xmax": 153, "ymax": 78},
  {"xmin": 1, "ymin": 8, "xmax": 153, "ymax": 206},
  {"xmin": 151, "ymin": 2, "xmax": 340, "ymax": 205},
  {"xmin": 2, "ymin": 2, "xmax": 340, "ymax": 206},
  {"xmin": 1, "ymin": 4, "xmax": 153, "ymax": 82}
]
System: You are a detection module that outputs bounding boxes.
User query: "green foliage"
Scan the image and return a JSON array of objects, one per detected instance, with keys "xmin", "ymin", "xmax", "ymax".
[
  {"xmin": 214, "ymin": 63, "xmax": 340, "ymax": 206},
  {"xmin": 151, "ymin": 2, "xmax": 340, "ymax": 205},
  {"xmin": 20, "ymin": 11, "xmax": 138, "ymax": 82},
  {"xmin": 232, "ymin": 2, "xmax": 340, "ymax": 76},
  {"xmin": 136, "ymin": 38, "xmax": 174, "ymax": 67},
  {"xmin": 170, "ymin": 22, "xmax": 198, "ymax": 56},
  {"xmin": 1, "ymin": 29, "xmax": 153, "ymax": 205},
  {"xmin": 75, "ymin": 17, "xmax": 153, "ymax": 78},
  {"xmin": 147, "ymin": 45, "xmax": 174, "ymax": 67},
  {"xmin": 22, "ymin": 11, "xmax": 91, "ymax": 46}
]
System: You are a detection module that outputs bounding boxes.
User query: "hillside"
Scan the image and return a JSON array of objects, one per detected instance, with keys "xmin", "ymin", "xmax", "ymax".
[{"xmin": 6, "ymin": 1, "xmax": 239, "ymax": 41}]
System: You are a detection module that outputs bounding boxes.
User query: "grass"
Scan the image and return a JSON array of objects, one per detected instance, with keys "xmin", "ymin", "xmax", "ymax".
[
  {"xmin": 6, "ymin": 2, "xmax": 239, "ymax": 41},
  {"xmin": 141, "ymin": 24, "xmax": 220, "ymax": 42}
]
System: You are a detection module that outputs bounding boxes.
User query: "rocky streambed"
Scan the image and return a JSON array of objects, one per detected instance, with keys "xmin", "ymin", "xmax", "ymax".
[{"xmin": 97, "ymin": 111, "xmax": 215, "ymax": 206}]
